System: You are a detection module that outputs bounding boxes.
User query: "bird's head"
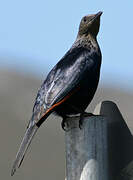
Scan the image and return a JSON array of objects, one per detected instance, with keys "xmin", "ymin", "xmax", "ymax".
[{"xmin": 78, "ymin": 11, "xmax": 102, "ymax": 38}]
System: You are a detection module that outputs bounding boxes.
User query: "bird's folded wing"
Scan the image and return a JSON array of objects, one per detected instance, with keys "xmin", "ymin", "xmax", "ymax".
[
  {"xmin": 32, "ymin": 48, "xmax": 96, "ymax": 126},
  {"xmin": 49, "ymin": 53, "xmax": 95, "ymax": 107}
]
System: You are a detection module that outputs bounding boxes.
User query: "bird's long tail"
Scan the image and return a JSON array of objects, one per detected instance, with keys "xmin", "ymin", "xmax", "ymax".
[{"xmin": 11, "ymin": 122, "xmax": 38, "ymax": 176}]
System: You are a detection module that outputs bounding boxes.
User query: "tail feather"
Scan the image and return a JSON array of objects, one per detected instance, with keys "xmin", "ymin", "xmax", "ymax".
[{"xmin": 11, "ymin": 123, "xmax": 38, "ymax": 176}]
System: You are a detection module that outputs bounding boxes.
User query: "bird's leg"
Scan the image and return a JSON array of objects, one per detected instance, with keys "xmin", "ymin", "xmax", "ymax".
[
  {"xmin": 62, "ymin": 112, "xmax": 99, "ymax": 130},
  {"xmin": 62, "ymin": 103, "xmax": 98, "ymax": 130},
  {"xmin": 61, "ymin": 117, "xmax": 70, "ymax": 131},
  {"xmin": 79, "ymin": 113, "xmax": 85, "ymax": 129},
  {"xmin": 79, "ymin": 112, "xmax": 96, "ymax": 129}
]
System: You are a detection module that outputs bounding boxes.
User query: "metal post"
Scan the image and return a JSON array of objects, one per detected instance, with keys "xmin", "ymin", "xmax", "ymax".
[
  {"xmin": 96, "ymin": 101, "xmax": 133, "ymax": 179},
  {"xmin": 65, "ymin": 115, "xmax": 108, "ymax": 180},
  {"xmin": 65, "ymin": 101, "xmax": 133, "ymax": 180}
]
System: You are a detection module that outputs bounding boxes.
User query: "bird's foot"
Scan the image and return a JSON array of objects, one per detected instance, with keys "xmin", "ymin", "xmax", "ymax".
[
  {"xmin": 61, "ymin": 118, "xmax": 70, "ymax": 131},
  {"xmin": 62, "ymin": 113, "xmax": 100, "ymax": 130},
  {"xmin": 79, "ymin": 112, "xmax": 97, "ymax": 129}
]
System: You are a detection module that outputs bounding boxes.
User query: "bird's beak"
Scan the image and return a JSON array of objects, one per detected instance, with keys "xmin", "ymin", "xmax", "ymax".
[
  {"xmin": 88, "ymin": 11, "xmax": 103, "ymax": 23},
  {"xmin": 92, "ymin": 11, "xmax": 103, "ymax": 21},
  {"xmin": 95, "ymin": 11, "xmax": 103, "ymax": 18}
]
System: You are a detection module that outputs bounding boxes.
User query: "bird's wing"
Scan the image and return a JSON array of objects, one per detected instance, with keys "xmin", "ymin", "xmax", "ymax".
[
  {"xmin": 11, "ymin": 47, "xmax": 98, "ymax": 175},
  {"xmin": 33, "ymin": 47, "xmax": 97, "ymax": 126}
]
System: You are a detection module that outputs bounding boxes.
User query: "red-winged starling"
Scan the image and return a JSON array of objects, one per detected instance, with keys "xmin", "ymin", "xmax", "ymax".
[{"xmin": 11, "ymin": 11, "xmax": 103, "ymax": 176}]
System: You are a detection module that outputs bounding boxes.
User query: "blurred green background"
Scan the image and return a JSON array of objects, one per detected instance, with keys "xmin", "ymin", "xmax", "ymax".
[{"xmin": 0, "ymin": 0, "xmax": 133, "ymax": 179}]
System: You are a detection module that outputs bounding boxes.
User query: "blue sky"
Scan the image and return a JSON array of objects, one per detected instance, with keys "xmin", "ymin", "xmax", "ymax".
[{"xmin": 0, "ymin": 0, "xmax": 133, "ymax": 90}]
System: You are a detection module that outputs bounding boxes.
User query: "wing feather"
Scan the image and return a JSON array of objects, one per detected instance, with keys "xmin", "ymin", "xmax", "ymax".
[{"xmin": 32, "ymin": 47, "xmax": 97, "ymax": 124}]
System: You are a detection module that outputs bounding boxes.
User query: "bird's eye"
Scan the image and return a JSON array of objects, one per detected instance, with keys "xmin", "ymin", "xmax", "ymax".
[{"xmin": 83, "ymin": 17, "xmax": 87, "ymax": 22}]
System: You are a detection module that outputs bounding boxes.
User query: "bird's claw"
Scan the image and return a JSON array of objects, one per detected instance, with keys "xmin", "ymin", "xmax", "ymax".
[
  {"xmin": 61, "ymin": 118, "xmax": 69, "ymax": 131},
  {"xmin": 79, "ymin": 112, "xmax": 95, "ymax": 129},
  {"xmin": 62, "ymin": 112, "xmax": 98, "ymax": 130},
  {"xmin": 79, "ymin": 113, "xmax": 84, "ymax": 129}
]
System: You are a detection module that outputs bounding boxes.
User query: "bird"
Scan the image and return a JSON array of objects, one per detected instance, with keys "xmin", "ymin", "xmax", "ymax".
[{"xmin": 11, "ymin": 11, "xmax": 102, "ymax": 176}]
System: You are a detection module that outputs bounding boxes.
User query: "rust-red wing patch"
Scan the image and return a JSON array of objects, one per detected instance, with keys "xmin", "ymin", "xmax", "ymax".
[{"xmin": 39, "ymin": 87, "xmax": 80, "ymax": 120}]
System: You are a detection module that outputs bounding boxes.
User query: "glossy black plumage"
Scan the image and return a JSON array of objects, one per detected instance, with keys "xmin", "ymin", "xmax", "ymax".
[
  {"xmin": 35, "ymin": 45, "xmax": 101, "ymax": 127},
  {"xmin": 11, "ymin": 11, "xmax": 102, "ymax": 176}
]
